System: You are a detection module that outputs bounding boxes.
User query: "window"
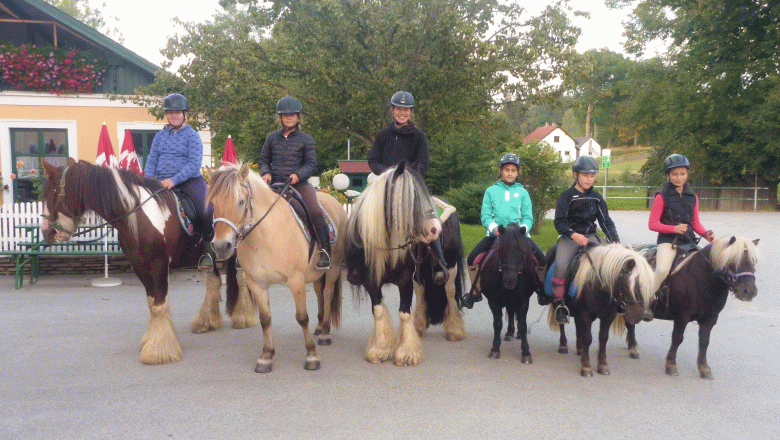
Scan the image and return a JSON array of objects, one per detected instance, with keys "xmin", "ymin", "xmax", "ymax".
[
  {"xmin": 10, "ymin": 128, "xmax": 69, "ymax": 202},
  {"xmin": 554, "ymin": 136, "xmax": 560, "ymax": 143},
  {"xmin": 130, "ymin": 129, "xmax": 160, "ymax": 170},
  {"xmin": 351, "ymin": 177, "xmax": 363, "ymax": 188}
]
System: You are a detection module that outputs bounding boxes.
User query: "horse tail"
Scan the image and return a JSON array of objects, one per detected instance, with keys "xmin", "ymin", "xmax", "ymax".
[
  {"xmin": 455, "ymin": 255, "xmax": 464, "ymax": 308},
  {"xmin": 611, "ymin": 314, "xmax": 626, "ymax": 336},
  {"xmin": 330, "ymin": 272, "xmax": 343, "ymax": 330},
  {"xmin": 224, "ymin": 255, "xmax": 239, "ymax": 315},
  {"xmin": 547, "ymin": 304, "xmax": 560, "ymax": 332}
]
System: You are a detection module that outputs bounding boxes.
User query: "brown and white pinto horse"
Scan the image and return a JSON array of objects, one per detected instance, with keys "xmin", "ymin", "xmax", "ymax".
[
  {"xmin": 41, "ymin": 158, "xmax": 257, "ymax": 364},
  {"xmin": 205, "ymin": 163, "xmax": 346, "ymax": 373}
]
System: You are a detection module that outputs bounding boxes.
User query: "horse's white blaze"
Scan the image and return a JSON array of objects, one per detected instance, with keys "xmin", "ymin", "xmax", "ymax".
[{"xmin": 140, "ymin": 296, "xmax": 182, "ymax": 364}]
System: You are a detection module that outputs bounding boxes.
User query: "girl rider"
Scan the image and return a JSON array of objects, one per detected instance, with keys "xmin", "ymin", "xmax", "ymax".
[
  {"xmin": 552, "ymin": 155, "xmax": 619, "ymax": 324},
  {"xmin": 648, "ymin": 153, "xmax": 714, "ymax": 296}
]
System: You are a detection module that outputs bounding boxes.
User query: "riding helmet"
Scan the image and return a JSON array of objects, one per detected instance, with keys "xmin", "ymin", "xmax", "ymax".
[
  {"xmin": 499, "ymin": 153, "xmax": 521, "ymax": 169},
  {"xmin": 572, "ymin": 155, "xmax": 599, "ymax": 173},
  {"xmin": 663, "ymin": 154, "xmax": 690, "ymax": 173},
  {"xmin": 276, "ymin": 96, "xmax": 303, "ymax": 114},
  {"xmin": 163, "ymin": 93, "xmax": 189, "ymax": 112},
  {"xmin": 390, "ymin": 91, "xmax": 415, "ymax": 108}
]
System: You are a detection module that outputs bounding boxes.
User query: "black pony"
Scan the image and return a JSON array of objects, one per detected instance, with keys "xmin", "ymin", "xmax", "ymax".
[
  {"xmin": 478, "ymin": 223, "xmax": 542, "ymax": 363},
  {"xmin": 628, "ymin": 236, "xmax": 760, "ymax": 379}
]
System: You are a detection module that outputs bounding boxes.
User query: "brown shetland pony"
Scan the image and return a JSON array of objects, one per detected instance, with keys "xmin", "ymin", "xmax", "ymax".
[
  {"xmin": 41, "ymin": 158, "xmax": 257, "ymax": 365},
  {"xmin": 205, "ymin": 163, "xmax": 346, "ymax": 373}
]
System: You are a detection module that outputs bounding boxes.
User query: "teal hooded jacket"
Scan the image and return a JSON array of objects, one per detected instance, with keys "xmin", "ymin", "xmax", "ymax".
[{"xmin": 480, "ymin": 180, "xmax": 534, "ymax": 236}]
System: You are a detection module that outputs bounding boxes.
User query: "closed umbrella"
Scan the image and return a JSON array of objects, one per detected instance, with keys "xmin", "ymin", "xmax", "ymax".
[
  {"xmin": 119, "ymin": 129, "xmax": 143, "ymax": 175},
  {"xmin": 222, "ymin": 135, "xmax": 238, "ymax": 166},
  {"xmin": 95, "ymin": 123, "xmax": 118, "ymax": 168}
]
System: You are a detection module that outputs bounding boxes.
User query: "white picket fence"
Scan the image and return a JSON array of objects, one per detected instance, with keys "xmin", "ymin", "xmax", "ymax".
[{"xmin": 0, "ymin": 202, "xmax": 120, "ymax": 252}]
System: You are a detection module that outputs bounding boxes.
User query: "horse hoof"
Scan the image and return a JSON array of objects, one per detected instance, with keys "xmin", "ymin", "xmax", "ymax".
[
  {"xmin": 317, "ymin": 335, "xmax": 332, "ymax": 346},
  {"xmin": 255, "ymin": 361, "xmax": 273, "ymax": 373},
  {"xmin": 304, "ymin": 359, "xmax": 321, "ymax": 370},
  {"xmin": 488, "ymin": 350, "xmax": 500, "ymax": 359},
  {"xmin": 666, "ymin": 366, "xmax": 679, "ymax": 376},
  {"xmin": 558, "ymin": 346, "xmax": 568, "ymax": 354},
  {"xmin": 700, "ymin": 371, "xmax": 714, "ymax": 380},
  {"xmin": 629, "ymin": 351, "xmax": 640, "ymax": 359},
  {"xmin": 598, "ymin": 366, "xmax": 610, "ymax": 375},
  {"xmin": 504, "ymin": 334, "xmax": 513, "ymax": 341},
  {"xmin": 581, "ymin": 369, "xmax": 593, "ymax": 377},
  {"xmin": 521, "ymin": 355, "xmax": 532, "ymax": 364},
  {"xmin": 313, "ymin": 328, "xmax": 322, "ymax": 336}
]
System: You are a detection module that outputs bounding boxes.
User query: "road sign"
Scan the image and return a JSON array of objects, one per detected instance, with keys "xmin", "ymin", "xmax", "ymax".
[{"xmin": 602, "ymin": 156, "xmax": 611, "ymax": 168}]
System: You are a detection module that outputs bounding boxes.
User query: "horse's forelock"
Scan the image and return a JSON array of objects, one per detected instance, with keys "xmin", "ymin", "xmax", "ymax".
[{"xmin": 711, "ymin": 237, "xmax": 760, "ymax": 272}]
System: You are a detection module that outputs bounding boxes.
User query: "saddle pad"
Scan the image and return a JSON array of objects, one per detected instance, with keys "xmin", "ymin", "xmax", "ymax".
[
  {"xmin": 174, "ymin": 193, "xmax": 195, "ymax": 237},
  {"xmin": 544, "ymin": 262, "xmax": 578, "ymax": 298},
  {"xmin": 287, "ymin": 203, "xmax": 336, "ymax": 244}
]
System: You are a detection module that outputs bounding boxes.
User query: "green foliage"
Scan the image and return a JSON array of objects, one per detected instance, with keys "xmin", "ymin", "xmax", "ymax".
[
  {"xmin": 514, "ymin": 140, "xmax": 568, "ymax": 234},
  {"xmin": 443, "ymin": 182, "xmax": 490, "ymax": 225}
]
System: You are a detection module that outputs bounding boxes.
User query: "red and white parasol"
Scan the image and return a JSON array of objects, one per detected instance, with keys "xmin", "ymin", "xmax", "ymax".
[
  {"xmin": 95, "ymin": 123, "xmax": 118, "ymax": 168},
  {"xmin": 221, "ymin": 135, "xmax": 238, "ymax": 166},
  {"xmin": 119, "ymin": 129, "xmax": 143, "ymax": 175}
]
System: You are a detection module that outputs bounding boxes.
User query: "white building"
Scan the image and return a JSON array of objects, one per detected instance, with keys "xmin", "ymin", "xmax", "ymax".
[{"xmin": 523, "ymin": 123, "xmax": 579, "ymax": 162}]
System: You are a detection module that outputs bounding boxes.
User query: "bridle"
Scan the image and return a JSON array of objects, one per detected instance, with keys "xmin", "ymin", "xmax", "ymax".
[{"xmin": 212, "ymin": 177, "xmax": 291, "ymax": 248}]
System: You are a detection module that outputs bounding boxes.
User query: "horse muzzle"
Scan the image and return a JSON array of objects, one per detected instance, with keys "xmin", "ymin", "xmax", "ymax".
[
  {"xmin": 211, "ymin": 238, "xmax": 236, "ymax": 260},
  {"xmin": 622, "ymin": 303, "xmax": 646, "ymax": 325}
]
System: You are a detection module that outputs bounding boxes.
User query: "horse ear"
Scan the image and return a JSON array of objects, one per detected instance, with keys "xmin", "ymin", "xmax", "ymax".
[
  {"xmin": 205, "ymin": 166, "xmax": 214, "ymax": 181},
  {"xmin": 625, "ymin": 259, "xmax": 636, "ymax": 270},
  {"xmin": 238, "ymin": 162, "xmax": 250, "ymax": 180},
  {"xmin": 518, "ymin": 225, "xmax": 527, "ymax": 235},
  {"xmin": 729, "ymin": 236, "xmax": 737, "ymax": 245},
  {"xmin": 67, "ymin": 157, "xmax": 76, "ymax": 166},
  {"xmin": 42, "ymin": 159, "xmax": 58, "ymax": 179},
  {"xmin": 497, "ymin": 225, "xmax": 505, "ymax": 235},
  {"xmin": 753, "ymin": 239, "xmax": 759, "ymax": 245},
  {"xmin": 394, "ymin": 161, "xmax": 407, "ymax": 177}
]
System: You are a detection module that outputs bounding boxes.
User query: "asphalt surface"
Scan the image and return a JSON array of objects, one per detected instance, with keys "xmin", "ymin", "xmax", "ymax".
[{"xmin": 1, "ymin": 211, "xmax": 778, "ymax": 439}]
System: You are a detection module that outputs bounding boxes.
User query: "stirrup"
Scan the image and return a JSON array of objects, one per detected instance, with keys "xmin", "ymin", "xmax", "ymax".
[
  {"xmin": 554, "ymin": 304, "xmax": 570, "ymax": 324},
  {"xmin": 197, "ymin": 253, "xmax": 213, "ymax": 270},
  {"xmin": 316, "ymin": 249, "xmax": 331, "ymax": 270}
]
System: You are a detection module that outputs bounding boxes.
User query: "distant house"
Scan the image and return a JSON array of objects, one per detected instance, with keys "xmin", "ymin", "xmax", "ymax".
[
  {"xmin": 0, "ymin": 0, "xmax": 211, "ymax": 204},
  {"xmin": 523, "ymin": 123, "xmax": 578, "ymax": 162},
  {"xmin": 573, "ymin": 137, "xmax": 602, "ymax": 158},
  {"xmin": 337, "ymin": 160, "xmax": 371, "ymax": 192}
]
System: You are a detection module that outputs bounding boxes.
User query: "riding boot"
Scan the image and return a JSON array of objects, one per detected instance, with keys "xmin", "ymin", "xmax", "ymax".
[
  {"xmin": 197, "ymin": 217, "xmax": 215, "ymax": 270},
  {"xmin": 315, "ymin": 224, "xmax": 331, "ymax": 270},
  {"xmin": 552, "ymin": 278, "xmax": 569, "ymax": 324},
  {"xmin": 430, "ymin": 237, "xmax": 449, "ymax": 285},
  {"xmin": 535, "ymin": 266, "xmax": 547, "ymax": 294},
  {"xmin": 462, "ymin": 265, "xmax": 482, "ymax": 309}
]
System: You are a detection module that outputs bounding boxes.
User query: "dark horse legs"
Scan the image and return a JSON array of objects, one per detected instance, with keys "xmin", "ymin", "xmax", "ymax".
[
  {"xmin": 664, "ymin": 315, "xmax": 718, "ymax": 379},
  {"xmin": 575, "ymin": 311, "xmax": 615, "ymax": 377},
  {"xmin": 489, "ymin": 297, "xmax": 532, "ymax": 363}
]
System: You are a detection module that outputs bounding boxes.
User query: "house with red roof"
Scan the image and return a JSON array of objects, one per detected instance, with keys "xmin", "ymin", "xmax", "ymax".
[
  {"xmin": 523, "ymin": 123, "xmax": 579, "ymax": 162},
  {"xmin": 337, "ymin": 160, "xmax": 372, "ymax": 191}
]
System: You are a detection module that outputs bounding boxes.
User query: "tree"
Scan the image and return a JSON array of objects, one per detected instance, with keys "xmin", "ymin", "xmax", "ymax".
[
  {"xmin": 45, "ymin": 0, "xmax": 124, "ymax": 43},
  {"xmin": 618, "ymin": 0, "xmax": 780, "ymax": 208},
  {"xmin": 140, "ymin": 0, "xmax": 582, "ymax": 193}
]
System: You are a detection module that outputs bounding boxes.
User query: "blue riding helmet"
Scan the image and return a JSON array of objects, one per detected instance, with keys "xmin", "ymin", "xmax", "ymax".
[
  {"xmin": 390, "ymin": 91, "xmax": 415, "ymax": 108},
  {"xmin": 276, "ymin": 96, "xmax": 303, "ymax": 114},
  {"xmin": 499, "ymin": 153, "xmax": 521, "ymax": 169},
  {"xmin": 663, "ymin": 154, "xmax": 690, "ymax": 173},
  {"xmin": 163, "ymin": 93, "xmax": 189, "ymax": 112},
  {"xmin": 572, "ymin": 155, "xmax": 599, "ymax": 173}
]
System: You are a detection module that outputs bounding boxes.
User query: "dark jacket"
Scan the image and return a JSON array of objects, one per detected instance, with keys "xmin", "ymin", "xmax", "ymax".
[
  {"xmin": 368, "ymin": 122, "xmax": 429, "ymax": 176},
  {"xmin": 657, "ymin": 181, "xmax": 697, "ymax": 244},
  {"xmin": 259, "ymin": 127, "xmax": 317, "ymax": 184},
  {"xmin": 554, "ymin": 185, "xmax": 619, "ymax": 242}
]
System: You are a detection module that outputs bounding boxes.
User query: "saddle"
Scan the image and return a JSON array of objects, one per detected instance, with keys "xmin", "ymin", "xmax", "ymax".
[
  {"xmin": 543, "ymin": 244, "xmax": 587, "ymax": 301},
  {"xmin": 641, "ymin": 241, "xmax": 699, "ymax": 316},
  {"xmin": 269, "ymin": 183, "xmax": 336, "ymax": 261},
  {"xmin": 171, "ymin": 189, "xmax": 197, "ymax": 237}
]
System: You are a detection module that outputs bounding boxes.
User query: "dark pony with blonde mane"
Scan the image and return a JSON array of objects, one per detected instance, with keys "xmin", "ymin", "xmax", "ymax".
[
  {"xmin": 628, "ymin": 236, "xmax": 760, "ymax": 379},
  {"xmin": 41, "ymin": 159, "xmax": 256, "ymax": 365},
  {"xmin": 345, "ymin": 162, "xmax": 465, "ymax": 366},
  {"xmin": 205, "ymin": 163, "xmax": 346, "ymax": 373},
  {"xmin": 547, "ymin": 243, "xmax": 654, "ymax": 377}
]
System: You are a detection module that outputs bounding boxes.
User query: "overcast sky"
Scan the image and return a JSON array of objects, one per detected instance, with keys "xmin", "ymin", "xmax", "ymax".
[{"xmin": 89, "ymin": 0, "xmax": 634, "ymax": 69}]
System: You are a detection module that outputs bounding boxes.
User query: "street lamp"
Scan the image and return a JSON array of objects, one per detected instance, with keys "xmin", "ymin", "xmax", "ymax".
[{"xmin": 333, "ymin": 173, "xmax": 349, "ymax": 191}]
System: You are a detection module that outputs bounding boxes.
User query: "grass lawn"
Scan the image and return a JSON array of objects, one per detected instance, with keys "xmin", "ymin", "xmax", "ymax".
[{"xmin": 460, "ymin": 219, "xmax": 560, "ymax": 256}]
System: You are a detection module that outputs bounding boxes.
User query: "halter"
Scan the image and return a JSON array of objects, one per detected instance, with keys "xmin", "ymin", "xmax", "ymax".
[
  {"xmin": 212, "ymin": 177, "xmax": 290, "ymax": 247},
  {"xmin": 42, "ymin": 165, "xmax": 83, "ymax": 235},
  {"xmin": 722, "ymin": 268, "xmax": 755, "ymax": 291}
]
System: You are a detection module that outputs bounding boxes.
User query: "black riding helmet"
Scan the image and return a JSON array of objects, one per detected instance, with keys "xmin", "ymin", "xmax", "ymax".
[
  {"xmin": 663, "ymin": 154, "xmax": 690, "ymax": 173},
  {"xmin": 276, "ymin": 96, "xmax": 303, "ymax": 114},
  {"xmin": 572, "ymin": 155, "xmax": 599, "ymax": 173},
  {"xmin": 163, "ymin": 93, "xmax": 189, "ymax": 112},
  {"xmin": 390, "ymin": 91, "xmax": 415, "ymax": 108},
  {"xmin": 499, "ymin": 153, "xmax": 521, "ymax": 169}
]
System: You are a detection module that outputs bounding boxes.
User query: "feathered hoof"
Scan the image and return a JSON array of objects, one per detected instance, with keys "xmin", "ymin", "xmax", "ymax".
[
  {"xmin": 304, "ymin": 358, "xmax": 321, "ymax": 371},
  {"xmin": 190, "ymin": 315, "xmax": 222, "ymax": 334},
  {"xmin": 394, "ymin": 347, "xmax": 422, "ymax": 366},
  {"xmin": 317, "ymin": 335, "xmax": 332, "ymax": 346},
  {"xmin": 139, "ymin": 343, "xmax": 182, "ymax": 365},
  {"xmin": 255, "ymin": 360, "xmax": 273, "ymax": 373},
  {"xmin": 230, "ymin": 315, "xmax": 257, "ymax": 329},
  {"xmin": 521, "ymin": 355, "xmax": 533, "ymax": 364},
  {"xmin": 558, "ymin": 346, "xmax": 568, "ymax": 354},
  {"xmin": 581, "ymin": 368, "xmax": 594, "ymax": 377},
  {"xmin": 445, "ymin": 331, "xmax": 465, "ymax": 342},
  {"xmin": 488, "ymin": 350, "xmax": 500, "ymax": 359},
  {"xmin": 665, "ymin": 365, "xmax": 679, "ymax": 376},
  {"xmin": 366, "ymin": 348, "xmax": 393, "ymax": 364},
  {"xmin": 597, "ymin": 366, "xmax": 610, "ymax": 375}
]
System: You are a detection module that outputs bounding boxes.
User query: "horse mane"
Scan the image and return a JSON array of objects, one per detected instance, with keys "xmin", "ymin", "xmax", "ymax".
[
  {"xmin": 345, "ymin": 165, "xmax": 436, "ymax": 284},
  {"xmin": 206, "ymin": 162, "xmax": 268, "ymax": 206},
  {"xmin": 496, "ymin": 223, "xmax": 535, "ymax": 268},
  {"xmin": 710, "ymin": 237, "xmax": 760, "ymax": 272},
  {"xmin": 574, "ymin": 244, "xmax": 654, "ymax": 308},
  {"xmin": 65, "ymin": 160, "xmax": 164, "ymax": 221}
]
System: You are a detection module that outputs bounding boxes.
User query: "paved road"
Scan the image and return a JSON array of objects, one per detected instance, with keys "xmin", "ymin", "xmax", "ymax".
[{"xmin": 1, "ymin": 211, "xmax": 777, "ymax": 439}]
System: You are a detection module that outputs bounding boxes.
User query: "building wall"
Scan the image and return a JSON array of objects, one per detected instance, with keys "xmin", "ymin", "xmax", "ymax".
[
  {"xmin": 0, "ymin": 92, "xmax": 212, "ymax": 204},
  {"xmin": 543, "ymin": 128, "xmax": 577, "ymax": 162}
]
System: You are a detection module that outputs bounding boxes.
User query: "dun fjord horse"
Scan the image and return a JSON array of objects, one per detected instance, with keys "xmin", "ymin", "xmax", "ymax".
[
  {"xmin": 628, "ymin": 236, "xmax": 759, "ymax": 379},
  {"xmin": 205, "ymin": 163, "xmax": 346, "ymax": 373},
  {"xmin": 345, "ymin": 162, "xmax": 466, "ymax": 366},
  {"xmin": 547, "ymin": 243, "xmax": 654, "ymax": 377},
  {"xmin": 41, "ymin": 159, "xmax": 257, "ymax": 365},
  {"xmin": 477, "ymin": 223, "xmax": 542, "ymax": 363}
]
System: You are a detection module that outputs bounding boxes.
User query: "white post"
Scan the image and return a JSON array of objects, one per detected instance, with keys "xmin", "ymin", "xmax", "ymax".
[
  {"xmin": 754, "ymin": 175, "xmax": 758, "ymax": 210},
  {"xmin": 347, "ymin": 138, "xmax": 351, "ymax": 161}
]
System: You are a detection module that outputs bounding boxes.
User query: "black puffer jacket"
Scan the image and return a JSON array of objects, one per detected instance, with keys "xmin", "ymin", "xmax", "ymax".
[
  {"xmin": 259, "ymin": 128, "xmax": 317, "ymax": 184},
  {"xmin": 367, "ymin": 122, "xmax": 429, "ymax": 176},
  {"xmin": 554, "ymin": 185, "xmax": 619, "ymax": 242}
]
